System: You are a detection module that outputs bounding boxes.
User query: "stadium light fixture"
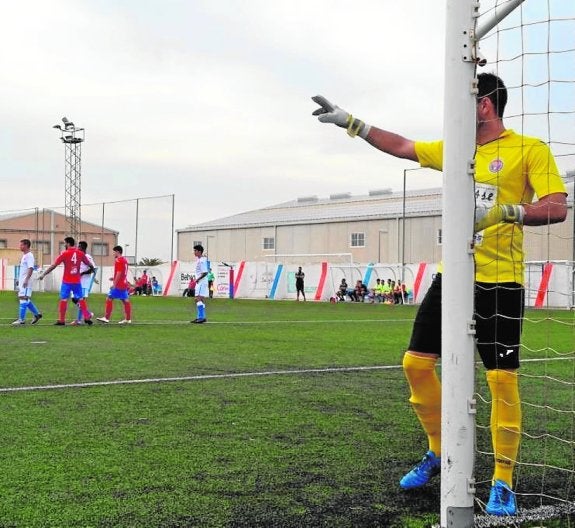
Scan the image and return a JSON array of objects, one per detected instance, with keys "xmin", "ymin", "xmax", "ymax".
[
  {"xmin": 53, "ymin": 116, "xmax": 84, "ymax": 241},
  {"xmin": 62, "ymin": 116, "xmax": 75, "ymax": 129}
]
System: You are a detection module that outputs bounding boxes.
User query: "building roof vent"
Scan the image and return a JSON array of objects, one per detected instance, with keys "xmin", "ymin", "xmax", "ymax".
[
  {"xmin": 329, "ymin": 192, "xmax": 352, "ymax": 200},
  {"xmin": 368, "ymin": 188, "xmax": 393, "ymax": 196},
  {"xmin": 296, "ymin": 195, "xmax": 318, "ymax": 203}
]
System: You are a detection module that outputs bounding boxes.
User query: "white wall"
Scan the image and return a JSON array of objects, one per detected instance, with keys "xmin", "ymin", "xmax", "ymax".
[{"xmin": 20, "ymin": 260, "xmax": 574, "ymax": 309}]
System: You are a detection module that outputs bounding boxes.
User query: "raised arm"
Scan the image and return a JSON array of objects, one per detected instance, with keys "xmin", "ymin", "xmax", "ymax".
[
  {"xmin": 364, "ymin": 127, "xmax": 417, "ymax": 161},
  {"xmin": 311, "ymin": 95, "xmax": 417, "ymax": 161}
]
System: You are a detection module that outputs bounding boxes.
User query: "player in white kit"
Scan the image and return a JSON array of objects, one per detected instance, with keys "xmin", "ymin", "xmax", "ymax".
[
  {"xmin": 191, "ymin": 244, "xmax": 208, "ymax": 324},
  {"xmin": 12, "ymin": 239, "xmax": 42, "ymax": 325}
]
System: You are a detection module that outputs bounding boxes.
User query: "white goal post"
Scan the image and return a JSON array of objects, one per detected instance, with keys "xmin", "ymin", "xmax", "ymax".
[{"xmin": 440, "ymin": 1, "xmax": 526, "ymax": 526}]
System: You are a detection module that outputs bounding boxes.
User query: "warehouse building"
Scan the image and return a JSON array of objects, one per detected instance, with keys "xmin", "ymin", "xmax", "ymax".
[
  {"xmin": 177, "ymin": 181, "xmax": 574, "ymax": 267},
  {"xmin": 0, "ymin": 209, "xmax": 118, "ymax": 267}
]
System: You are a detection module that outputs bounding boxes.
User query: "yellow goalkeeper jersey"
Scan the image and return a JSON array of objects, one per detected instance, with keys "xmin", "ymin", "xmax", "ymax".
[{"xmin": 415, "ymin": 129, "xmax": 566, "ymax": 284}]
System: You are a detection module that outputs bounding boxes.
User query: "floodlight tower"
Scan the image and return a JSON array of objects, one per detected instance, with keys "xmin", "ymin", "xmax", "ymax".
[{"xmin": 53, "ymin": 117, "xmax": 84, "ymax": 240}]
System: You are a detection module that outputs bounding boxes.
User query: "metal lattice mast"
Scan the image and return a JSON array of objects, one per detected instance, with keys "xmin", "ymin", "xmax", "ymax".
[{"xmin": 53, "ymin": 117, "xmax": 84, "ymax": 240}]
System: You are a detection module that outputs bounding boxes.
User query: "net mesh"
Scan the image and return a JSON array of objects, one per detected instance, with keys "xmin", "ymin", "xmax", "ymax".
[{"xmin": 473, "ymin": 1, "xmax": 575, "ymax": 522}]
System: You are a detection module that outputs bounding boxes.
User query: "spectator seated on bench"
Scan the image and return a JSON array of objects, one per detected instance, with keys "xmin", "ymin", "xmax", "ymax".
[
  {"xmin": 373, "ymin": 278, "xmax": 385, "ymax": 303},
  {"xmin": 151, "ymin": 276, "xmax": 162, "ymax": 295},
  {"xmin": 352, "ymin": 280, "xmax": 368, "ymax": 302},
  {"xmin": 336, "ymin": 278, "xmax": 349, "ymax": 302}
]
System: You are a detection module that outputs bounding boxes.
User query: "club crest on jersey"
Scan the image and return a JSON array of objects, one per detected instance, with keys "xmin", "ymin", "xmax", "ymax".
[{"xmin": 489, "ymin": 159, "xmax": 504, "ymax": 173}]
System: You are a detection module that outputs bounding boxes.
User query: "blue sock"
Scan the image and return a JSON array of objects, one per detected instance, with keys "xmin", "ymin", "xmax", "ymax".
[
  {"xmin": 197, "ymin": 302, "xmax": 205, "ymax": 319},
  {"xmin": 19, "ymin": 301, "xmax": 28, "ymax": 321},
  {"xmin": 27, "ymin": 301, "xmax": 39, "ymax": 316},
  {"xmin": 77, "ymin": 307, "xmax": 83, "ymax": 321}
]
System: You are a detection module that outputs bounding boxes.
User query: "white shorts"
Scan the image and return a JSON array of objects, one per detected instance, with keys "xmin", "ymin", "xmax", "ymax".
[
  {"xmin": 18, "ymin": 286, "xmax": 33, "ymax": 298},
  {"xmin": 195, "ymin": 280, "xmax": 209, "ymax": 298}
]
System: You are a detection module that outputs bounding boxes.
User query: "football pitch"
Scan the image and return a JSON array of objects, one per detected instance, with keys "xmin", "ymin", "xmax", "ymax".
[{"xmin": 0, "ymin": 292, "xmax": 573, "ymax": 528}]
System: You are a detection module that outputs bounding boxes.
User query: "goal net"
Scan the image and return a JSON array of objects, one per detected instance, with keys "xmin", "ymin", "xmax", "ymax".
[{"xmin": 469, "ymin": 1, "xmax": 575, "ymax": 524}]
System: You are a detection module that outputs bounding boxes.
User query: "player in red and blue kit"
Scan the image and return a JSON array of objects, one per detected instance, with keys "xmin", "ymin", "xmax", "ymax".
[
  {"xmin": 38, "ymin": 236, "xmax": 95, "ymax": 325},
  {"xmin": 97, "ymin": 245, "xmax": 133, "ymax": 324}
]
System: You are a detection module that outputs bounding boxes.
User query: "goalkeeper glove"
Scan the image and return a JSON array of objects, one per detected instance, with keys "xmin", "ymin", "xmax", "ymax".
[
  {"xmin": 474, "ymin": 204, "xmax": 525, "ymax": 232},
  {"xmin": 311, "ymin": 95, "xmax": 371, "ymax": 138}
]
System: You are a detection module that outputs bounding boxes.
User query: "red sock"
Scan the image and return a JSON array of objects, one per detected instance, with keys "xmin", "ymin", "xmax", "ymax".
[
  {"xmin": 105, "ymin": 299, "xmax": 113, "ymax": 319},
  {"xmin": 58, "ymin": 300, "xmax": 67, "ymax": 322},
  {"xmin": 123, "ymin": 301, "xmax": 132, "ymax": 320},
  {"xmin": 78, "ymin": 299, "xmax": 91, "ymax": 320}
]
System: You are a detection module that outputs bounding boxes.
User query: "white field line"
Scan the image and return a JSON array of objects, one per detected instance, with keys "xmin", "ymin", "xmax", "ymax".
[
  {"xmin": 129, "ymin": 319, "xmax": 413, "ymax": 325},
  {"xmin": 2, "ymin": 318, "xmax": 414, "ymax": 325},
  {"xmin": 5, "ymin": 317, "xmax": 571, "ymax": 326},
  {"xmin": 0, "ymin": 365, "xmax": 401, "ymax": 393},
  {"xmin": 0, "ymin": 356, "xmax": 572, "ymax": 394}
]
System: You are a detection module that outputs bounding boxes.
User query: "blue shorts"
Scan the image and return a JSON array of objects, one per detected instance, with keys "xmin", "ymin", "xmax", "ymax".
[
  {"xmin": 108, "ymin": 287, "xmax": 129, "ymax": 300},
  {"xmin": 70, "ymin": 287, "xmax": 89, "ymax": 300},
  {"xmin": 60, "ymin": 283, "xmax": 83, "ymax": 300}
]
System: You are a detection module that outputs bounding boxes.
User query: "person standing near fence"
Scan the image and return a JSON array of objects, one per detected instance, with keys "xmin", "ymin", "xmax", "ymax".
[
  {"xmin": 312, "ymin": 72, "xmax": 567, "ymax": 516},
  {"xmin": 295, "ymin": 266, "xmax": 306, "ymax": 301},
  {"xmin": 38, "ymin": 236, "xmax": 95, "ymax": 326},
  {"xmin": 191, "ymin": 245, "xmax": 208, "ymax": 324},
  {"xmin": 12, "ymin": 239, "xmax": 42, "ymax": 326},
  {"xmin": 207, "ymin": 268, "xmax": 215, "ymax": 299}
]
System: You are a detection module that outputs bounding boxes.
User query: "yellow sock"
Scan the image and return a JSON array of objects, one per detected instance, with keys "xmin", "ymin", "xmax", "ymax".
[
  {"xmin": 486, "ymin": 369, "xmax": 522, "ymax": 487},
  {"xmin": 403, "ymin": 352, "xmax": 442, "ymax": 456}
]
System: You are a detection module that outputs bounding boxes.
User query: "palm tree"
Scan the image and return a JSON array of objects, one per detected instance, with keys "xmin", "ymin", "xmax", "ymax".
[{"xmin": 138, "ymin": 257, "xmax": 163, "ymax": 267}]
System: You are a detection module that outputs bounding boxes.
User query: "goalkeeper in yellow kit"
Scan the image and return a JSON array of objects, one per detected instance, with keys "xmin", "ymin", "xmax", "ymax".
[{"xmin": 312, "ymin": 73, "xmax": 567, "ymax": 516}]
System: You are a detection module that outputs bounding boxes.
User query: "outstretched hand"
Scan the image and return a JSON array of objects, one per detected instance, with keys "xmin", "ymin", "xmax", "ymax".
[
  {"xmin": 311, "ymin": 95, "xmax": 369, "ymax": 138},
  {"xmin": 311, "ymin": 95, "xmax": 349, "ymax": 128}
]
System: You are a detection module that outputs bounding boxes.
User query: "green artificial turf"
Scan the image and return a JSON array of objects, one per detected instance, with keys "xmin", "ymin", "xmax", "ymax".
[{"xmin": 0, "ymin": 292, "xmax": 573, "ymax": 527}]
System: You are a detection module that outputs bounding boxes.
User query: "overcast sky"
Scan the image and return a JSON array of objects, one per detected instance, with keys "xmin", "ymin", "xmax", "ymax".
[{"xmin": 1, "ymin": 1, "xmax": 572, "ymax": 260}]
